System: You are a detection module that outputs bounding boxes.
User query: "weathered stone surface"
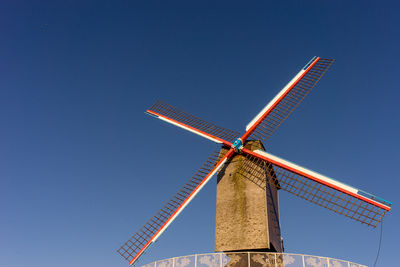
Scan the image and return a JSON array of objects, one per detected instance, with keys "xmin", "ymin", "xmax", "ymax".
[{"xmin": 215, "ymin": 140, "xmax": 282, "ymax": 252}]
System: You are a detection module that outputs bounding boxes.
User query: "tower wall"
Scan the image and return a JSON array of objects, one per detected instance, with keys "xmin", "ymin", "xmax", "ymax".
[{"xmin": 215, "ymin": 140, "xmax": 282, "ymax": 252}]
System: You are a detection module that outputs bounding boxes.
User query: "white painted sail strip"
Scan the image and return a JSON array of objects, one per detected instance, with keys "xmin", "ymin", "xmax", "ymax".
[
  {"xmin": 253, "ymin": 149, "xmax": 359, "ymax": 194},
  {"xmin": 157, "ymin": 115, "xmax": 222, "ymax": 144},
  {"xmin": 152, "ymin": 157, "xmax": 227, "ymax": 241},
  {"xmin": 246, "ymin": 69, "xmax": 305, "ymax": 131}
]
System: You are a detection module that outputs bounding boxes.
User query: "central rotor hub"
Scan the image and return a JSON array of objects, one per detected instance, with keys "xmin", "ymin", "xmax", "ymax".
[{"xmin": 231, "ymin": 138, "xmax": 243, "ymax": 153}]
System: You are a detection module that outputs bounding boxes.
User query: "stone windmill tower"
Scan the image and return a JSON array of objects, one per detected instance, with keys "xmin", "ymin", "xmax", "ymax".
[
  {"xmin": 215, "ymin": 140, "xmax": 283, "ymax": 253},
  {"xmin": 117, "ymin": 57, "xmax": 392, "ymax": 266}
]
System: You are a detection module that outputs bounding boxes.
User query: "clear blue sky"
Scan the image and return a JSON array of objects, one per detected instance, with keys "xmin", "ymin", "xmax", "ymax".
[{"xmin": 1, "ymin": 1, "xmax": 399, "ymax": 267}]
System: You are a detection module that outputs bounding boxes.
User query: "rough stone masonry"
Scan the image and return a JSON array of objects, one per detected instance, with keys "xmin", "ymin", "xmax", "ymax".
[{"xmin": 215, "ymin": 140, "xmax": 283, "ymax": 253}]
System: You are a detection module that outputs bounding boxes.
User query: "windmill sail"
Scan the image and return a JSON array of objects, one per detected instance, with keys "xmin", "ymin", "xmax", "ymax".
[
  {"xmin": 146, "ymin": 100, "xmax": 240, "ymax": 145},
  {"xmin": 117, "ymin": 149, "xmax": 230, "ymax": 265},
  {"xmin": 240, "ymin": 148, "xmax": 391, "ymax": 227},
  {"xmin": 243, "ymin": 57, "xmax": 335, "ymax": 142}
]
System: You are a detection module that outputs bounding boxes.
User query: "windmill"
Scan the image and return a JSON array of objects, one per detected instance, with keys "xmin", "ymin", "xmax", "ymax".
[{"xmin": 117, "ymin": 57, "xmax": 392, "ymax": 265}]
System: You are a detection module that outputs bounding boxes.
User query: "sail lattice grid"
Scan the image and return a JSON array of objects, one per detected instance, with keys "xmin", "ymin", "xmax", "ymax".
[
  {"xmin": 118, "ymin": 150, "xmax": 227, "ymax": 263},
  {"xmin": 237, "ymin": 153, "xmax": 387, "ymax": 227},
  {"xmin": 250, "ymin": 58, "xmax": 335, "ymax": 142},
  {"xmin": 148, "ymin": 100, "xmax": 240, "ymax": 144}
]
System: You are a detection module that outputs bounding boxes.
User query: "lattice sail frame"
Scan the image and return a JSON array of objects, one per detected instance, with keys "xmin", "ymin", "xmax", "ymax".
[
  {"xmin": 147, "ymin": 100, "xmax": 240, "ymax": 144},
  {"xmin": 244, "ymin": 57, "xmax": 335, "ymax": 142},
  {"xmin": 118, "ymin": 150, "xmax": 228, "ymax": 264},
  {"xmin": 237, "ymin": 149, "xmax": 389, "ymax": 227}
]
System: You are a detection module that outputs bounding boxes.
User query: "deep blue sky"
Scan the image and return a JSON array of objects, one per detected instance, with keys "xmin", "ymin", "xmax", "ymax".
[{"xmin": 1, "ymin": 1, "xmax": 399, "ymax": 267}]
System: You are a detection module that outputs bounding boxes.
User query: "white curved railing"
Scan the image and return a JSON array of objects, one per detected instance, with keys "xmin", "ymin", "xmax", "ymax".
[{"xmin": 142, "ymin": 252, "xmax": 367, "ymax": 267}]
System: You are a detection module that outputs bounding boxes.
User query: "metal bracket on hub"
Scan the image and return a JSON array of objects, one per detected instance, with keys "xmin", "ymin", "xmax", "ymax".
[{"xmin": 232, "ymin": 138, "xmax": 243, "ymax": 153}]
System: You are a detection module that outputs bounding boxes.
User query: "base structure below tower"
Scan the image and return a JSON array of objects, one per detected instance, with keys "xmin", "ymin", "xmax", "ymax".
[{"xmin": 141, "ymin": 252, "xmax": 367, "ymax": 267}]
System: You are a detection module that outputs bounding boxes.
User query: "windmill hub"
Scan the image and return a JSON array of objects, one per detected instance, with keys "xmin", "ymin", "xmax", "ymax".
[{"xmin": 231, "ymin": 138, "xmax": 244, "ymax": 152}]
